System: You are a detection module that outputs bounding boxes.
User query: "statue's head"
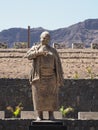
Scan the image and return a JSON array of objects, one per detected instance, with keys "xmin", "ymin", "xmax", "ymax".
[{"xmin": 40, "ymin": 31, "xmax": 50, "ymax": 45}]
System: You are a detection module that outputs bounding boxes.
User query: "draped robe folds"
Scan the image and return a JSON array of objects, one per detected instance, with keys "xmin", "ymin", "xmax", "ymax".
[{"xmin": 27, "ymin": 44, "xmax": 64, "ymax": 111}]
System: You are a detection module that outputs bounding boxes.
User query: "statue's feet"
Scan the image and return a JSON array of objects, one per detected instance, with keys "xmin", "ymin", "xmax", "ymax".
[
  {"xmin": 36, "ymin": 111, "xmax": 43, "ymax": 121},
  {"xmin": 36, "ymin": 116, "xmax": 41, "ymax": 121},
  {"xmin": 49, "ymin": 115, "xmax": 55, "ymax": 120},
  {"xmin": 49, "ymin": 111, "xmax": 55, "ymax": 120}
]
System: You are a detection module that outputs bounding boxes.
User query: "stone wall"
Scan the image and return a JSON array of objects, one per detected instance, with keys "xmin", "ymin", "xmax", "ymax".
[
  {"xmin": 0, "ymin": 119, "xmax": 31, "ymax": 130},
  {"xmin": 0, "ymin": 79, "xmax": 33, "ymax": 112},
  {"xmin": 0, "ymin": 119, "xmax": 98, "ymax": 130},
  {"xmin": 60, "ymin": 79, "xmax": 98, "ymax": 118},
  {"xmin": 0, "ymin": 78, "xmax": 98, "ymax": 118}
]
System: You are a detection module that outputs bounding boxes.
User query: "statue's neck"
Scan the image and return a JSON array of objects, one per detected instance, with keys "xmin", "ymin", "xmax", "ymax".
[{"xmin": 41, "ymin": 43, "xmax": 48, "ymax": 47}]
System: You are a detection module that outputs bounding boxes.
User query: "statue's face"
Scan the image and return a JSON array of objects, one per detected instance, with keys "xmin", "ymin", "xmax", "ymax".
[{"xmin": 40, "ymin": 34, "xmax": 50, "ymax": 45}]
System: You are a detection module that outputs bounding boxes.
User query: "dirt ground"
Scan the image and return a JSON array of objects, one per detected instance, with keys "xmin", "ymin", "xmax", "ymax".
[{"xmin": 0, "ymin": 48, "xmax": 98, "ymax": 79}]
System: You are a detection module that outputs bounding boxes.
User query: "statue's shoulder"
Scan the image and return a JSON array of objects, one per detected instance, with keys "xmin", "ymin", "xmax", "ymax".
[
  {"xmin": 50, "ymin": 45, "xmax": 58, "ymax": 53},
  {"xmin": 48, "ymin": 45, "xmax": 59, "ymax": 58},
  {"xmin": 31, "ymin": 43, "xmax": 41, "ymax": 49}
]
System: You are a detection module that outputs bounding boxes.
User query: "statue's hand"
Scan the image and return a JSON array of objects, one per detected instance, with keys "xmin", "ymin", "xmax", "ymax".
[{"xmin": 38, "ymin": 46, "xmax": 48, "ymax": 56}]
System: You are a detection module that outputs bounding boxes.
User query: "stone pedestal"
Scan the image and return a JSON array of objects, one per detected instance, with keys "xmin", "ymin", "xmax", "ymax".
[
  {"xmin": 21, "ymin": 111, "xmax": 62, "ymax": 119},
  {"xmin": 0, "ymin": 111, "xmax": 4, "ymax": 119},
  {"xmin": 78, "ymin": 112, "xmax": 98, "ymax": 120},
  {"xmin": 29, "ymin": 120, "xmax": 67, "ymax": 130}
]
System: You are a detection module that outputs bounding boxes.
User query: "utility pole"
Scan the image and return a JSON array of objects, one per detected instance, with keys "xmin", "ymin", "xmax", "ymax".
[{"xmin": 28, "ymin": 26, "xmax": 30, "ymax": 48}]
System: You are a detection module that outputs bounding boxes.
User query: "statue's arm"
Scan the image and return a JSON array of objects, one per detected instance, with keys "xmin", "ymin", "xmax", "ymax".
[
  {"xmin": 54, "ymin": 49, "xmax": 64, "ymax": 86},
  {"xmin": 26, "ymin": 45, "xmax": 46, "ymax": 60},
  {"xmin": 26, "ymin": 46, "xmax": 38, "ymax": 60}
]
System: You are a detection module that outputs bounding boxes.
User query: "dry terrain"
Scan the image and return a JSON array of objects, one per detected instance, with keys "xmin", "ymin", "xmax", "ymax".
[{"xmin": 0, "ymin": 48, "xmax": 98, "ymax": 79}]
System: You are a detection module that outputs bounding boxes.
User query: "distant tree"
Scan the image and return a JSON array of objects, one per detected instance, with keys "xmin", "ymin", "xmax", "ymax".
[
  {"xmin": 13, "ymin": 42, "xmax": 28, "ymax": 49},
  {"xmin": 0, "ymin": 42, "xmax": 8, "ymax": 48}
]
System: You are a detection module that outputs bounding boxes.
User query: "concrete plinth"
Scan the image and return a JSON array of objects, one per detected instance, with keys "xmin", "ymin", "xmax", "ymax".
[
  {"xmin": 78, "ymin": 112, "xmax": 98, "ymax": 120},
  {"xmin": 0, "ymin": 111, "xmax": 4, "ymax": 119},
  {"xmin": 29, "ymin": 120, "xmax": 67, "ymax": 130},
  {"xmin": 21, "ymin": 111, "xmax": 62, "ymax": 119}
]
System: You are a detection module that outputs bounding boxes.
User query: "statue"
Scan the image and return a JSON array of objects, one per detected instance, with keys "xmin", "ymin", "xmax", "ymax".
[{"xmin": 26, "ymin": 31, "xmax": 64, "ymax": 121}]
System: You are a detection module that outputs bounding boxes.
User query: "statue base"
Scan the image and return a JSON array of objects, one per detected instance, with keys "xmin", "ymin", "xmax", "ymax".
[{"xmin": 29, "ymin": 120, "xmax": 67, "ymax": 130}]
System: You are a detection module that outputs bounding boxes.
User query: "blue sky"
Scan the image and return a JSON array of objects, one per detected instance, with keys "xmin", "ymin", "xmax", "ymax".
[{"xmin": 0, "ymin": 0, "xmax": 98, "ymax": 31}]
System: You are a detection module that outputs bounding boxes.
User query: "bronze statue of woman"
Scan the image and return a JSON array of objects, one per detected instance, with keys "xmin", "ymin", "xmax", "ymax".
[{"xmin": 27, "ymin": 31, "xmax": 64, "ymax": 121}]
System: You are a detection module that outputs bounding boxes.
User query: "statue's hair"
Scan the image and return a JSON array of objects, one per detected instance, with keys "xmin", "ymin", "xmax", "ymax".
[{"xmin": 40, "ymin": 31, "xmax": 50, "ymax": 38}]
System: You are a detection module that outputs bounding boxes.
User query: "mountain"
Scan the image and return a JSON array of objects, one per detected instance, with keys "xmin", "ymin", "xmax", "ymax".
[
  {"xmin": 0, "ymin": 19, "xmax": 98, "ymax": 47},
  {"xmin": 50, "ymin": 19, "xmax": 98, "ymax": 47}
]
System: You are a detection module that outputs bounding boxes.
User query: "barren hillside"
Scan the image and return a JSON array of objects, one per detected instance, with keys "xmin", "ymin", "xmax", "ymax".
[{"xmin": 0, "ymin": 19, "xmax": 98, "ymax": 47}]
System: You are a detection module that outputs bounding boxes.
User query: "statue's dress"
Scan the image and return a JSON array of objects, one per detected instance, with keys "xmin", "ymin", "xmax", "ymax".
[{"xmin": 27, "ymin": 44, "xmax": 63, "ymax": 111}]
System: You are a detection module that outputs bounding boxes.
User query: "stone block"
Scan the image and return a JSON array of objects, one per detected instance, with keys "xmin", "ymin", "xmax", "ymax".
[
  {"xmin": 53, "ymin": 111, "xmax": 62, "ymax": 119},
  {"xmin": 53, "ymin": 43, "xmax": 61, "ymax": 49},
  {"xmin": 0, "ymin": 111, "xmax": 4, "ymax": 119},
  {"xmin": 72, "ymin": 43, "xmax": 85, "ymax": 49},
  {"xmin": 21, "ymin": 111, "xmax": 62, "ymax": 119},
  {"xmin": 91, "ymin": 43, "xmax": 98, "ymax": 49},
  {"xmin": 21, "ymin": 111, "xmax": 37, "ymax": 119},
  {"xmin": 78, "ymin": 112, "xmax": 98, "ymax": 120}
]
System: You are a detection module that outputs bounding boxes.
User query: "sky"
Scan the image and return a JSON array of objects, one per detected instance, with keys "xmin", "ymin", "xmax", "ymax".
[{"xmin": 0, "ymin": 0, "xmax": 98, "ymax": 31}]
